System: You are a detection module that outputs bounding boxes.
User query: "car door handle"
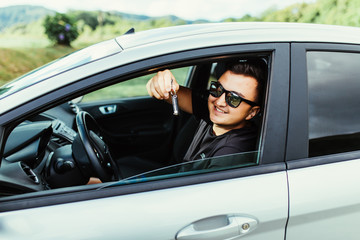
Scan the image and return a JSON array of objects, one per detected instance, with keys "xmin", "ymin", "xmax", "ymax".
[
  {"xmin": 99, "ymin": 105, "xmax": 117, "ymax": 115},
  {"xmin": 176, "ymin": 214, "xmax": 258, "ymax": 240}
]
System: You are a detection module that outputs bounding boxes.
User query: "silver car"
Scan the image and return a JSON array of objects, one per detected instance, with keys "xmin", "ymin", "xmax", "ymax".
[{"xmin": 1, "ymin": 22, "xmax": 360, "ymax": 240}]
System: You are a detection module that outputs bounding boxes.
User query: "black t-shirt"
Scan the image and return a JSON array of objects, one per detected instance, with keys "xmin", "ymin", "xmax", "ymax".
[{"xmin": 182, "ymin": 91, "xmax": 258, "ymax": 162}]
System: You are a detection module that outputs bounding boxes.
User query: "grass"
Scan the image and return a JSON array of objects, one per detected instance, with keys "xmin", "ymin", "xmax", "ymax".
[{"xmin": 0, "ymin": 24, "xmax": 92, "ymax": 86}]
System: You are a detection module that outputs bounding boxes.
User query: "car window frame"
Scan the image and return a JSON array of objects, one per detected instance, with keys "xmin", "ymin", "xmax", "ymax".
[
  {"xmin": 0, "ymin": 42, "xmax": 290, "ymax": 212},
  {"xmin": 287, "ymin": 42, "xmax": 360, "ymax": 169}
]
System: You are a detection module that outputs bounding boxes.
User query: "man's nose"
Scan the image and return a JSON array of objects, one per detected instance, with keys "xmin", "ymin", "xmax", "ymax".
[{"xmin": 215, "ymin": 93, "xmax": 227, "ymax": 106}]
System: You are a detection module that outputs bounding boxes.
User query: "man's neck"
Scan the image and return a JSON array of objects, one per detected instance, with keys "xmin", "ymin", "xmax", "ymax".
[{"xmin": 212, "ymin": 122, "xmax": 247, "ymax": 136}]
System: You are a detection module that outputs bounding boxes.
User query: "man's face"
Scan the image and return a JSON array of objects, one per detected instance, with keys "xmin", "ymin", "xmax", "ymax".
[{"xmin": 208, "ymin": 70, "xmax": 260, "ymax": 135}]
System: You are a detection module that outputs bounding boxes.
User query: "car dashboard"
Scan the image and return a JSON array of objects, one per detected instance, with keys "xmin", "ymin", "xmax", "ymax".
[{"xmin": 0, "ymin": 102, "xmax": 81, "ymax": 197}]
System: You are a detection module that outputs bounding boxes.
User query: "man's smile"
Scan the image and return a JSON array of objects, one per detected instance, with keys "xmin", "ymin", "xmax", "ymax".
[{"xmin": 214, "ymin": 106, "xmax": 227, "ymax": 114}]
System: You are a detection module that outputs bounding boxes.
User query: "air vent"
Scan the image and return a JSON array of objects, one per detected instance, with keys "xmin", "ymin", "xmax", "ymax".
[{"xmin": 21, "ymin": 163, "xmax": 40, "ymax": 184}]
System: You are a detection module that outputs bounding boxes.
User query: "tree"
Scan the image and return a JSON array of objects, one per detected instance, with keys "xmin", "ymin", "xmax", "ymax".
[
  {"xmin": 43, "ymin": 13, "xmax": 79, "ymax": 46},
  {"xmin": 74, "ymin": 11, "xmax": 99, "ymax": 30}
]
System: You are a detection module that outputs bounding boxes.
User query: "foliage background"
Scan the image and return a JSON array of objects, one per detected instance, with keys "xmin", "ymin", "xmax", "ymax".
[{"xmin": 0, "ymin": 0, "xmax": 359, "ymax": 86}]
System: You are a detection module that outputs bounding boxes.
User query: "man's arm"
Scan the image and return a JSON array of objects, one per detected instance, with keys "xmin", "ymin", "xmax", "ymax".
[{"xmin": 146, "ymin": 69, "xmax": 193, "ymax": 114}]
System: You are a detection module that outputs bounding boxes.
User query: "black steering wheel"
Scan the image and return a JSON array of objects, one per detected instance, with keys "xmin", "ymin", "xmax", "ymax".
[{"xmin": 75, "ymin": 111, "xmax": 120, "ymax": 182}]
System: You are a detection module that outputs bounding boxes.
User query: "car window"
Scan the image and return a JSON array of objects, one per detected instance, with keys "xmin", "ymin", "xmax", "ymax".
[
  {"xmin": 308, "ymin": 51, "xmax": 360, "ymax": 157},
  {"xmin": 82, "ymin": 67, "xmax": 191, "ymax": 102}
]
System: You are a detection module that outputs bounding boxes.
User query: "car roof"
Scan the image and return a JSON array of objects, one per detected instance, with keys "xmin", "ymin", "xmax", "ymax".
[{"xmin": 116, "ymin": 22, "xmax": 360, "ymax": 49}]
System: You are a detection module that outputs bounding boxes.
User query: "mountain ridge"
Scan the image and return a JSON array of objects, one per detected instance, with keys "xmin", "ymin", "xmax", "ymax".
[{"xmin": 0, "ymin": 5, "xmax": 55, "ymax": 31}]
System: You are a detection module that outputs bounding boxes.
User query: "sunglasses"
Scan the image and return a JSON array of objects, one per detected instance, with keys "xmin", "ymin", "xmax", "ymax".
[{"xmin": 209, "ymin": 81, "xmax": 258, "ymax": 108}]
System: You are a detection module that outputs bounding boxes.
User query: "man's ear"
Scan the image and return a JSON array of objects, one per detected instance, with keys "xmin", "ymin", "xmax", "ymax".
[{"xmin": 245, "ymin": 106, "xmax": 260, "ymax": 120}]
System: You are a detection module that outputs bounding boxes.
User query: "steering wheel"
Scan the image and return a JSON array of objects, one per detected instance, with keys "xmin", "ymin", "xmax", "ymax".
[{"xmin": 76, "ymin": 111, "xmax": 120, "ymax": 182}]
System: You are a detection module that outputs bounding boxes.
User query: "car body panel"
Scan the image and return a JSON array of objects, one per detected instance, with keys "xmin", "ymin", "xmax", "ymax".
[
  {"xmin": 0, "ymin": 171, "xmax": 288, "ymax": 240},
  {"xmin": 286, "ymin": 159, "xmax": 360, "ymax": 240},
  {"xmin": 117, "ymin": 22, "xmax": 360, "ymax": 50}
]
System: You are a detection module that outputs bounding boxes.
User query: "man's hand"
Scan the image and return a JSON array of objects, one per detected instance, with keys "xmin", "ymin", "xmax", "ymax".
[
  {"xmin": 146, "ymin": 70, "xmax": 179, "ymax": 101},
  {"xmin": 146, "ymin": 69, "xmax": 193, "ymax": 114},
  {"xmin": 87, "ymin": 177, "xmax": 102, "ymax": 184}
]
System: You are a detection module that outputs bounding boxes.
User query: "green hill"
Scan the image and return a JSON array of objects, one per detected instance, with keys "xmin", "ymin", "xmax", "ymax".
[{"xmin": 0, "ymin": 5, "xmax": 54, "ymax": 31}]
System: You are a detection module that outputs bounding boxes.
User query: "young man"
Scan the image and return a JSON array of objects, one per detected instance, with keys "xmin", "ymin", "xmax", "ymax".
[{"xmin": 146, "ymin": 59, "xmax": 267, "ymax": 162}]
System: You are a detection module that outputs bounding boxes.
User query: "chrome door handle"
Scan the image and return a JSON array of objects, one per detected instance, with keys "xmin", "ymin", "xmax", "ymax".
[{"xmin": 176, "ymin": 214, "xmax": 258, "ymax": 240}]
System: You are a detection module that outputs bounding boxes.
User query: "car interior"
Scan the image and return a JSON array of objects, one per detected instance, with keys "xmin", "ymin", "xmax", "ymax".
[{"xmin": 0, "ymin": 54, "xmax": 269, "ymax": 198}]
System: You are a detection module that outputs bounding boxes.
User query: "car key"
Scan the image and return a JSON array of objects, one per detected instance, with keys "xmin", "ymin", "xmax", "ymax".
[{"xmin": 170, "ymin": 79, "xmax": 179, "ymax": 116}]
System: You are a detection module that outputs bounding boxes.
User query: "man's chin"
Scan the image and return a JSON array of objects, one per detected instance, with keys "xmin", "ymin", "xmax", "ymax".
[{"xmin": 210, "ymin": 115, "xmax": 226, "ymax": 126}]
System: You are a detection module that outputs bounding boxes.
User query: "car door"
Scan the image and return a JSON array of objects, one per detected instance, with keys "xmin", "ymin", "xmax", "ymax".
[
  {"xmin": 286, "ymin": 43, "xmax": 360, "ymax": 239},
  {"xmin": 0, "ymin": 43, "xmax": 290, "ymax": 240}
]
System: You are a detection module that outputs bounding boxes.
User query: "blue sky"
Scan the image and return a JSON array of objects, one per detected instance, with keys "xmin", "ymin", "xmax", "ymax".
[{"xmin": 0, "ymin": 0, "xmax": 316, "ymax": 21}]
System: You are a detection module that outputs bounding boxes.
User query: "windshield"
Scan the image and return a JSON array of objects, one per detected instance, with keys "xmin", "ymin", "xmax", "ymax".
[{"xmin": 0, "ymin": 39, "xmax": 122, "ymax": 99}]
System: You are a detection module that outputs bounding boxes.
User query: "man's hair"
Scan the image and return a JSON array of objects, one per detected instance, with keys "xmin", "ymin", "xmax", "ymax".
[{"xmin": 223, "ymin": 58, "xmax": 267, "ymax": 104}]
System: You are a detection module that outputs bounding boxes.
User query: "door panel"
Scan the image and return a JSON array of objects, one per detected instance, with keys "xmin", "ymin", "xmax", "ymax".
[
  {"xmin": 80, "ymin": 97, "xmax": 179, "ymax": 164},
  {"xmin": 0, "ymin": 171, "xmax": 288, "ymax": 240},
  {"xmin": 287, "ymin": 159, "xmax": 360, "ymax": 239}
]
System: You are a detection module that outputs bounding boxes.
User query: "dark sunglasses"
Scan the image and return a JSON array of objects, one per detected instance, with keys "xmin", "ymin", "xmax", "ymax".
[{"xmin": 209, "ymin": 81, "xmax": 258, "ymax": 108}]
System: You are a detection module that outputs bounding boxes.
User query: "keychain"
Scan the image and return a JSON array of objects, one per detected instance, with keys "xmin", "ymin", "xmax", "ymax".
[{"xmin": 170, "ymin": 78, "xmax": 179, "ymax": 116}]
